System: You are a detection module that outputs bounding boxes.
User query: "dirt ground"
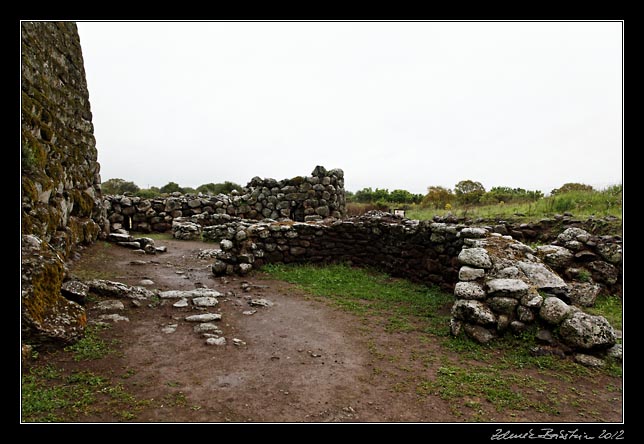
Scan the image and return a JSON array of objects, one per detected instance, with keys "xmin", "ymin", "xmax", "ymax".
[{"xmin": 27, "ymin": 237, "xmax": 623, "ymax": 423}]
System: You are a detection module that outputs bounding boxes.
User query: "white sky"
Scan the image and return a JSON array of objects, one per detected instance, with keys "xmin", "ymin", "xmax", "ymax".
[{"xmin": 76, "ymin": 21, "xmax": 622, "ymax": 195}]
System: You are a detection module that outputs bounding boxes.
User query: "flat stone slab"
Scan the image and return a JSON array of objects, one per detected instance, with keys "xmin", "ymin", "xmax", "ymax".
[
  {"xmin": 173, "ymin": 298, "xmax": 189, "ymax": 308},
  {"xmin": 95, "ymin": 300, "xmax": 125, "ymax": 311},
  {"xmin": 206, "ymin": 337, "xmax": 226, "ymax": 346},
  {"xmin": 249, "ymin": 298, "xmax": 274, "ymax": 307},
  {"xmin": 98, "ymin": 314, "xmax": 129, "ymax": 323},
  {"xmin": 185, "ymin": 313, "xmax": 222, "ymax": 322},
  {"xmin": 193, "ymin": 297, "xmax": 219, "ymax": 307},
  {"xmin": 87, "ymin": 279, "xmax": 157, "ymax": 300},
  {"xmin": 161, "ymin": 324, "xmax": 178, "ymax": 334},
  {"xmin": 193, "ymin": 323, "xmax": 222, "ymax": 333},
  {"xmin": 159, "ymin": 288, "xmax": 223, "ymax": 299}
]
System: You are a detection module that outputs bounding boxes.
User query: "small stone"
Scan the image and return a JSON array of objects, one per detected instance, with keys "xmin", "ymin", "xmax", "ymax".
[
  {"xmin": 129, "ymin": 260, "xmax": 148, "ymax": 265},
  {"xmin": 139, "ymin": 279, "xmax": 155, "ymax": 286},
  {"xmin": 517, "ymin": 305, "xmax": 535, "ymax": 323},
  {"xmin": 496, "ymin": 266, "xmax": 520, "ymax": 278},
  {"xmin": 463, "ymin": 324, "xmax": 496, "ymax": 344},
  {"xmin": 249, "ymin": 298, "xmax": 274, "ymax": 307},
  {"xmin": 454, "ymin": 282, "xmax": 486, "ymax": 300},
  {"xmin": 459, "ymin": 227, "xmax": 488, "ymax": 238},
  {"xmin": 450, "ymin": 319, "xmax": 463, "ymax": 336},
  {"xmin": 243, "ymin": 310, "xmax": 257, "ymax": 316},
  {"xmin": 536, "ymin": 329, "xmax": 555, "ymax": 344},
  {"xmin": 193, "ymin": 323, "xmax": 222, "ymax": 333},
  {"xmin": 131, "ymin": 300, "xmax": 142, "ymax": 308},
  {"xmin": 238, "ymin": 263, "xmax": 253, "ymax": 275},
  {"xmin": 458, "ymin": 266, "xmax": 485, "ymax": 281},
  {"xmin": 173, "ymin": 298, "xmax": 189, "ymax": 308},
  {"xmin": 155, "ymin": 246, "xmax": 167, "ymax": 253},
  {"xmin": 451, "ymin": 300, "xmax": 496, "ymax": 326},
  {"xmin": 220, "ymin": 239, "xmax": 234, "ymax": 251},
  {"xmin": 206, "ymin": 337, "xmax": 227, "ymax": 346},
  {"xmin": 193, "ymin": 297, "xmax": 219, "ymax": 307},
  {"xmin": 96, "ymin": 300, "xmax": 125, "ymax": 311},
  {"xmin": 458, "ymin": 247, "xmax": 492, "ymax": 269},
  {"xmin": 488, "ymin": 297, "xmax": 518, "ymax": 314},
  {"xmin": 233, "ymin": 338, "xmax": 246, "ymax": 346},
  {"xmin": 98, "ymin": 314, "xmax": 129, "ymax": 323},
  {"xmin": 61, "ymin": 280, "xmax": 89, "ymax": 304},
  {"xmin": 161, "ymin": 324, "xmax": 178, "ymax": 334},
  {"xmin": 510, "ymin": 320, "xmax": 526, "ymax": 333},
  {"xmin": 606, "ymin": 344, "xmax": 622, "ymax": 362},
  {"xmin": 486, "ymin": 279, "xmax": 529, "ymax": 297},
  {"xmin": 185, "ymin": 313, "xmax": 222, "ymax": 322},
  {"xmin": 574, "ymin": 353, "xmax": 605, "ymax": 367}
]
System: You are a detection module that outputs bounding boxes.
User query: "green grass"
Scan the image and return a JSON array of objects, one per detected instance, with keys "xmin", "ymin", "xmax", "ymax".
[
  {"xmin": 134, "ymin": 232, "xmax": 173, "ymax": 241},
  {"xmin": 262, "ymin": 263, "xmax": 453, "ymax": 334},
  {"xmin": 587, "ymin": 294, "xmax": 623, "ymax": 330},
  {"xmin": 405, "ymin": 187, "xmax": 622, "ymax": 222},
  {"xmin": 21, "ymin": 367, "xmax": 141, "ymax": 422},
  {"xmin": 64, "ymin": 324, "xmax": 115, "ymax": 361}
]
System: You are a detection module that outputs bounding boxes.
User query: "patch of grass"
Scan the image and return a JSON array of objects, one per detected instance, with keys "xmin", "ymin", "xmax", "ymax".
[
  {"xmin": 262, "ymin": 263, "xmax": 453, "ymax": 333},
  {"xmin": 587, "ymin": 294, "xmax": 622, "ymax": 330},
  {"xmin": 406, "ymin": 187, "xmax": 622, "ymax": 222},
  {"xmin": 22, "ymin": 367, "xmax": 143, "ymax": 422},
  {"xmin": 135, "ymin": 232, "xmax": 173, "ymax": 241},
  {"xmin": 64, "ymin": 324, "xmax": 114, "ymax": 361}
]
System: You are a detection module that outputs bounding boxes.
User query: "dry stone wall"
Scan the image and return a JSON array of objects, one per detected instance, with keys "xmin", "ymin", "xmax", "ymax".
[
  {"xmin": 186, "ymin": 211, "xmax": 621, "ymax": 361},
  {"xmin": 104, "ymin": 166, "xmax": 346, "ymax": 233},
  {"xmin": 21, "ymin": 22, "xmax": 105, "ymax": 345}
]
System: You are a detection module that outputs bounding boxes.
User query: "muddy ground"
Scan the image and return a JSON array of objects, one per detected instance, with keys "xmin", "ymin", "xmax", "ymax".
[{"xmin": 24, "ymin": 237, "xmax": 623, "ymax": 423}]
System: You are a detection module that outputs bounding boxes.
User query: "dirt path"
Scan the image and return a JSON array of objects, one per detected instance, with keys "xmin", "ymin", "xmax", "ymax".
[{"xmin": 30, "ymin": 237, "xmax": 622, "ymax": 423}]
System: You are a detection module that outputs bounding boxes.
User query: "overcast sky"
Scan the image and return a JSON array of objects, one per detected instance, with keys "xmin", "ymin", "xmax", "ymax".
[{"xmin": 76, "ymin": 21, "xmax": 622, "ymax": 195}]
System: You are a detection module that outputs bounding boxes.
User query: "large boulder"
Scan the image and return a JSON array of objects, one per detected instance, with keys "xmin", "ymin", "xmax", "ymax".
[
  {"xmin": 21, "ymin": 235, "xmax": 86, "ymax": 345},
  {"xmin": 559, "ymin": 311, "xmax": 616, "ymax": 350}
]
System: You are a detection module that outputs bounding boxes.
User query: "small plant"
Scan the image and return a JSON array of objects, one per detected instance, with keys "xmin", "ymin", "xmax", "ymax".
[
  {"xmin": 577, "ymin": 269, "xmax": 592, "ymax": 282},
  {"xmin": 65, "ymin": 324, "xmax": 113, "ymax": 361}
]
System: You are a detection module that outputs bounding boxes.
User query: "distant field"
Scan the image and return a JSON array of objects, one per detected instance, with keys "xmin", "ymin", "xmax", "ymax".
[{"xmin": 349, "ymin": 187, "xmax": 622, "ymax": 223}]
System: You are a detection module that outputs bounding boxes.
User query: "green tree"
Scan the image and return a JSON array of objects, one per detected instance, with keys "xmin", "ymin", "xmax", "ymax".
[
  {"xmin": 454, "ymin": 180, "xmax": 486, "ymax": 205},
  {"xmin": 551, "ymin": 183, "xmax": 594, "ymax": 195},
  {"xmin": 196, "ymin": 183, "xmax": 217, "ymax": 194},
  {"xmin": 160, "ymin": 181, "xmax": 183, "ymax": 194},
  {"xmin": 390, "ymin": 189, "xmax": 416, "ymax": 204},
  {"xmin": 101, "ymin": 178, "xmax": 140, "ymax": 195},
  {"xmin": 422, "ymin": 186, "xmax": 455, "ymax": 209},
  {"xmin": 135, "ymin": 187, "xmax": 161, "ymax": 198}
]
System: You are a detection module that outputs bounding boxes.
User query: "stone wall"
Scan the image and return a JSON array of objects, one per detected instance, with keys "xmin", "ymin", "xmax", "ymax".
[
  {"xmin": 198, "ymin": 212, "xmax": 464, "ymax": 291},
  {"xmin": 451, "ymin": 232, "xmax": 620, "ymax": 364},
  {"xmin": 177, "ymin": 211, "xmax": 621, "ymax": 360},
  {"xmin": 104, "ymin": 166, "xmax": 346, "ymax": 233},
  {"xmin": 21, "ymin": 22, "xmax": 105, "ymax": 344}
]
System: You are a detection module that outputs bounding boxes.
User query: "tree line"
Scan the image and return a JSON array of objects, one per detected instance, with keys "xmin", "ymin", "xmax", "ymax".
[
  {"xmin": 101, "ymin": 178, "xmax": 242, "ymax": 198},
  {"xmin": 347, "ymin": 181, "xmax": 599, "ymax": 209}
]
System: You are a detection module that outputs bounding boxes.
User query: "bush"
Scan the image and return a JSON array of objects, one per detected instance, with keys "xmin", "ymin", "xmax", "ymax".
[{"xmin": 101, "ymin": 178, "xmax": 140, "ymax": 195}]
